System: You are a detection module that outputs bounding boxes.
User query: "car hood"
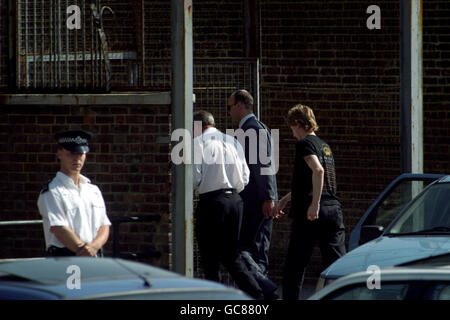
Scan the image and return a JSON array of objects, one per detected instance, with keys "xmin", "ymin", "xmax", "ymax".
[{"xmin": 322, "ymin": 236, "xmax": 450, "ymax": 279}]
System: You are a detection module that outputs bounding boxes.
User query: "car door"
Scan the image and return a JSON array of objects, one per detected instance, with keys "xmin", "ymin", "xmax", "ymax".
[{"xmin": 348, "ymin": 174, "xmax": 444, "ymax": 251}]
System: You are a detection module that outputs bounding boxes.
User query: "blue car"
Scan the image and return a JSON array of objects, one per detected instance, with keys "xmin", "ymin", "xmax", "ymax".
[
  {"xmin": 0, "ymin": 257, "xmax": 251, "ymax": 300},
  {"xmin": 317, "ymin": 175, "xmax": 450, "ymax": 289}
]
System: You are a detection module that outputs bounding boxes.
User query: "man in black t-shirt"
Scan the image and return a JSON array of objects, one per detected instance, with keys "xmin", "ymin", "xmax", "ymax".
[{"xmin": 275, "ymin": 104, "xmax": 346, "ymax": 300}]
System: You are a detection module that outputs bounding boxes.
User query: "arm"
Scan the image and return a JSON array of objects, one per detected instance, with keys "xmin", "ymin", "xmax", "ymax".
[
  {"xmin": 252, "ymin": 123, "xmax": 278, "ymax": 217},
  {"xmin": 77, "ymin": 225, "xmax": 110, "ymax": 256},
  {"xmin": 235, "ymin": 139, "xmax": 250, "ymax": 193},
  {"xmin": 193, "ymin": 138, "xmax": 203, "ymax": 191},
  {"xmin": 50, "ymin": 226, "xmax": 86, "ymax": 254},
  {"xmin": 304, "ymin": 154, "xmax": 324, "ymax": 220},
  {"xmin": 272, "ymin": 192, "xmax": 291, "ymax": 217},
  {"xmin": 39, "ymin": 191, "xmax": 85, "ymax": 253}
]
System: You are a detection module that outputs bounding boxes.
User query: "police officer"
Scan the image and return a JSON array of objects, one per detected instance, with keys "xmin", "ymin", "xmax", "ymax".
[{"xmin": 37, "ymin": 130, "xmax": 111, "ymax": 257}]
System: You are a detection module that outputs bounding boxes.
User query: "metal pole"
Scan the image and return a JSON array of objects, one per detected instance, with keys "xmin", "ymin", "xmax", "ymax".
[
  {"xmin": 9, "ymin": 0, "xmax": 18, "ymax": 89},
  {"xmin": 41, "ymin": 0, "xmax": 45, "ymax": 87},
  {"xmin": 138, "ymin": 0, "xmax": 145, "ymax": 87},
  {"xmin": 74, "ymin": 0, "xmax": 78, "ymax": 88},
  {"xmin": 256, "ymin": 58, "xmax": 261, "ymax": 120},
  {"xmin": 49, "ymin": 0, "xmax": 53, "ymax": 87},
  {"xmin": 33, "ymin": 0, "xmax": 37, "ymax": 88},
  {"xmin": 171, "ymin": 0, "xmax": 194, "ymax": 277},
  {"xmin": 58, "ymin": 0, "xmax": 62, "ymax": 88},
  {"xmin": 96, "ymin": 0, "xmax": 100, "ymax": 88},
  {"xmin": 90, "ymin": 4, "xmax": 94, "ymax": 88},
  {"xmin": 400, "ymin": 0, "xmax": 423, "ymax": 173},
  {"xmin": 83, "ymin": 0, "xmax": 86, "ymax": 88},
  {"xmin": 17, "ymin": 0, "xmax": 22, "ymax": 88},
  {"xmin": 65, "ymin": 0, "xmax": 69, "ymax": 88},
  {"xmin": 24, "ymin": 0, "xmax": 28, "ymax": 87}
]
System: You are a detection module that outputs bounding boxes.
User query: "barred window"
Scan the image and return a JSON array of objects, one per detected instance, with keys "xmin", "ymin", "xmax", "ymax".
[{"xmin": 13, "ymin": 0, "xmax": 142, "ymax": 92}]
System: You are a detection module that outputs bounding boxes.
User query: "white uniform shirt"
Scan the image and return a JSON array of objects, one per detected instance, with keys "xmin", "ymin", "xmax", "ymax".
[
  {"xmin": 193, "ymin": 127, "xmax": 250, "ymax": 194},
  {"xmin": 37, "ymin": 172, "xmax": 111, "ymax": 249}
]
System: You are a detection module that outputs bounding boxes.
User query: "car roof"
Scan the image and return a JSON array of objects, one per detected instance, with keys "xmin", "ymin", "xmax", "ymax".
[
  {"xmin": 0, "ymin": 257, "xmax": 248, "ymax": 299},
  {"xmin": 0, "ymin": 257, "xmax": 179, "ymax": 285}
]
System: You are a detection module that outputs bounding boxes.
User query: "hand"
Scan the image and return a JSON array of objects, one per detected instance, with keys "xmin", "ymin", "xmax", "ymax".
[
  {"xmin": 307, "ymin": 203, "xmax": 319, "ymax": 221},
  {"xmin": 262, "ymin": 200, "xmax": 275, "ymax": 218},
  {"xmin": 272, "ymin": 195, "xmax": 289, "ymax": 218},
  {"xmin": 76, "ymin": 242, "xmax": 98, "ymax": 256}
]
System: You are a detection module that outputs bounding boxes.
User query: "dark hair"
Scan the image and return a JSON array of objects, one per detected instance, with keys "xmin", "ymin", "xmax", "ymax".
[
  {"xmin": 193, "ymin": 110, "xmax": 215, "ymax": 127},
  {"xmin": 230, "ymin": 89, "xmax": 254, "ymax": 110}
]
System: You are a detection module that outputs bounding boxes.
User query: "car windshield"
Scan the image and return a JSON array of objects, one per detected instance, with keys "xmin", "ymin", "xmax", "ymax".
[{"xmin": 385, "ymin": 183, "xmax": 450, "ymax": 235}]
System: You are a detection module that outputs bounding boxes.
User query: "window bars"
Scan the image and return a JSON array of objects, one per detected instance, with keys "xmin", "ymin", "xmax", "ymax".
[{"xmin": 15, "ymin": 0, "xmax": 121, "ymax": 91}]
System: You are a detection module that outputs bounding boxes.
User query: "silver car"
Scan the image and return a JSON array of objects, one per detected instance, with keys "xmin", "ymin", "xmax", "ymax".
[{"xmin": 310, "ymin": 266, "xmax": 450, "ymax": 300}]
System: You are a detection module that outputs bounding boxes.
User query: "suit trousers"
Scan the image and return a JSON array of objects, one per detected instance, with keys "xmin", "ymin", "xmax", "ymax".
[
  {"xmin": 282, "ymin": 201, "xmax": 346, "ymax": 300},
  {"xmin": 239, "ymin": 203, "xmax": 273, "ymax": 275},
  {"xmin": 195, "ymin": 190, "xmax": 264, "ymax": 299}
]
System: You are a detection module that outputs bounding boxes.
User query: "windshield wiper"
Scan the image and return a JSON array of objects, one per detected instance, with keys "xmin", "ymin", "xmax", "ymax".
[{"xmin": 386, "ymin": 226, "xmax": 450, "ymax": 236}]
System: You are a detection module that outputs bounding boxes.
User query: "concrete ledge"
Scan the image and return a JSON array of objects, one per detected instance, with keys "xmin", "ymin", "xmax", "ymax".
[{"xmin": 0, "ymin": 91, "xmax": 171, "ymax": 105}]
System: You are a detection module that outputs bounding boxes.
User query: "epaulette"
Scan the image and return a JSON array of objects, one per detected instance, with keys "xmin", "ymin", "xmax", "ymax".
[{"xmin": 40, "ymin": 180, "xmax": 51, "ymax": 194}]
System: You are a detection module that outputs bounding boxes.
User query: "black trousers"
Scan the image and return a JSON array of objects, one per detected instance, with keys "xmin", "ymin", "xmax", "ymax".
[
  {"xmin": 239, "ymin": 202, "xmax": 273, "ymax": 275},
  {"xmin": 195, "ymin": 190, "xmax": 265, "ymax": 299},
  {"xmin": 282, "ymin": 202, "xmax": 346, "ymax": 300}
]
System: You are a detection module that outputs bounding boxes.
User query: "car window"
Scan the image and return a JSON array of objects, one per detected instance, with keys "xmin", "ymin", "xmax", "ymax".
[
  {"xmin": 325, "ymin": 283, "xmax": 409, "ymax": 300},
  {"xmin": 388, "ymin": 183, "xmax": 450, "ymax": 234},
  {"xmin": 371, "ymin": 180, "xmax": 432, "ymax": 228}
]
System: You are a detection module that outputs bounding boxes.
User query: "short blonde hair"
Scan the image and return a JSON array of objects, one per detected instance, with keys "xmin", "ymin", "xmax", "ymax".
[{"xmin": 286, "ymin": 104, "xmax": 319, "ymax": 133}]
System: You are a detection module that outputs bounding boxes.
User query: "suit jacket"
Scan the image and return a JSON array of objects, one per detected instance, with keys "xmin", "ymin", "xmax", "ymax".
[{"xmin": 238, "ymin": 115, "xmax": 278, "ymax": 214}]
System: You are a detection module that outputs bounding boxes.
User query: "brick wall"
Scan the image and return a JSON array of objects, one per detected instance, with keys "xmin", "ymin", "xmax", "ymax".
[
  {"xmin": 1, "ymin": 0, "xmax": 449, "ymax": 294},
  {"xmin": 259, "ymin": 0, "xmax": 450, "ymax": 284},
  {"xmin": 423, "ymin": 0, "xmax": 450, "ymax": 174},
  {"xmin": 0, "ymin": 104, "xmax": 172, "ymax": 268},
  {"xmin": 260, "ymin": 0, "xmax": 402, "ymax": 282}
]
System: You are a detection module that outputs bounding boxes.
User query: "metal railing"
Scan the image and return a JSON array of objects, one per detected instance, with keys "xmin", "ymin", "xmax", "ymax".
[{"xmin": 0, "ymin": 215, "xmax": 161, "ymax": 259}]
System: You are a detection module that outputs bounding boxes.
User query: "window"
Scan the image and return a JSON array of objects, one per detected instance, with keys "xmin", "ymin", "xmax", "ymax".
[
  {"xmin": 388, "ymin": 183, "xmax": 450, "ymax": 234},
  {"xmin": 364, "ymin": 179, "xmax": 434, "ymax": 229},
  {"xmin": 12, "ymin": 0, "xmax": 141, "ymax": 91},
  {"xmin": 326, "ymin": 283, "xmax": 409, "ymax": 300}
]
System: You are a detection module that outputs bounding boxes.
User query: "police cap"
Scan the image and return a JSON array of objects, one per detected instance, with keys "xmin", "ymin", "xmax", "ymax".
[{"xmin": 54, "ymin": 130, "xmax": 93, "ymax": 154}]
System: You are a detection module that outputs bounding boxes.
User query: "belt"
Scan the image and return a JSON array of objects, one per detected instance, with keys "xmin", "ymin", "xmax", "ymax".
[
  {"xmin": 46, "ymin": 246, "xmax": 104, "ymax": 258},
  {"xmin": 46, "ymin": 246, "xmax": 75, "ymax": 257},
  {"xmin": 199, "ymin": 188, "xmax": 236, "ymax": 200}
]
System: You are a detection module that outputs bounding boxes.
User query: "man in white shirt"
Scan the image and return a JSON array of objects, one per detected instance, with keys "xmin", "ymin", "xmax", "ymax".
[
  {"xmin": 193, "ymin": 111, "xmax": 266, "ymax": 299},
  {"xmin": 37, "ymin": 130, "xmax": 111, "ymax": 257}
]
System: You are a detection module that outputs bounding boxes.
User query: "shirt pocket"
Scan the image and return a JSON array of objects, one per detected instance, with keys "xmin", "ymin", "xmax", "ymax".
[
  {"xmin": 91, "ymin": 203, "xmax": 106, "ymax": 215},
  {"xmin": 91, "ymin": 203, "xmax": 107, "ymax": 228}
]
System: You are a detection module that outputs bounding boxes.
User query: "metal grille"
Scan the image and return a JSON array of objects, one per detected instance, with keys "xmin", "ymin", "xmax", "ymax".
[
  {"xmin": 15, "ymin": 0, "xmax": 135, "ymax": 91},
  {"xmin": 146, "ymin": 58, "xmax": 260, "ymax": 130}
]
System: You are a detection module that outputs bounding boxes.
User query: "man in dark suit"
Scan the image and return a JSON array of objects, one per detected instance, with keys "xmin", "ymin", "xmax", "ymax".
[{"xmin": 228, "ymin": 89, "xmax": 278, "ymax": 275}]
